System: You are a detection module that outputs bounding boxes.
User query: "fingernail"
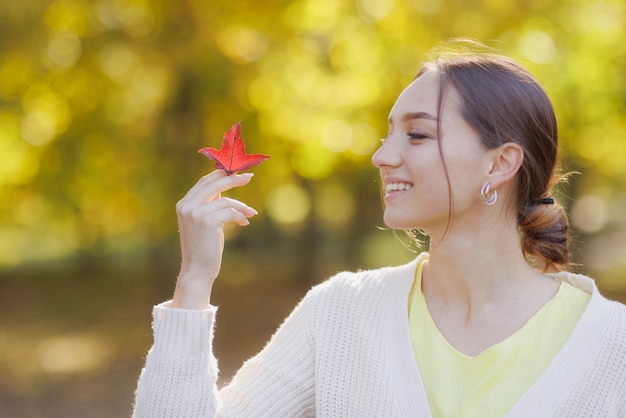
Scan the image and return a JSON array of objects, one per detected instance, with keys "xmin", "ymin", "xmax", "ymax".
[
  {"xmin": 240, "ymin": 173, "xmax": 254, "ymax": 178},
  {"xmin": 249, "ymin": 208, "xmax": 258, "ymax": 215}
]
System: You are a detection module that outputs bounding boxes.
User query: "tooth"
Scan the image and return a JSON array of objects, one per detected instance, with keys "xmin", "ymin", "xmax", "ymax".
[{"xmin": 385, "ymin": 182, "xmax": 412, "ymax": 192}]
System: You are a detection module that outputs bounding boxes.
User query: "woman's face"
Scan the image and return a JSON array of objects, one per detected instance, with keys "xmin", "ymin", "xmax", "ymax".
[{"xmin": 371, "ymin": 70, "xmax": 492, "ymax": 235}]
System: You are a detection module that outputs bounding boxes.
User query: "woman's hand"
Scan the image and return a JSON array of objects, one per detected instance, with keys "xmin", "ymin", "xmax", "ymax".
[{"xmin": 171, "ymin": 170, "xmax": 258, "ymax": 309}]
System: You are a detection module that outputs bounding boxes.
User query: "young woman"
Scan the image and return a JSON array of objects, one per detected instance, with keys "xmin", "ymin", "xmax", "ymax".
[{"xmin": 133, "ymin": 43, "xmax": 626, "ymax": 417}]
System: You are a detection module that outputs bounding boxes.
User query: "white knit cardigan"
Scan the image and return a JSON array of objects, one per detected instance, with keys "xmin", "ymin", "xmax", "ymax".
[{"xmin": 133, "ymin": 254, "xmax": 626, "ymax": 417}]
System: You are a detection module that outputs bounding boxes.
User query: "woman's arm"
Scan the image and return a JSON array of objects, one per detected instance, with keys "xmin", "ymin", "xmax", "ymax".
[
  {"xmin": 132, "ymin": 282, "xmax": 317, "ymax": 418},
  {"xmin": 133, "ymin": 170, "xmax": 256, "ymax": 416},
  {"xmin": 132, "ymin": 170, "xmax": 316, "ymax": 417}
]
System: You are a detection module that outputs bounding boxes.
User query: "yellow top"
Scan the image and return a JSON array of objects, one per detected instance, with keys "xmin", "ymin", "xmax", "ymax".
[{"xmin": 408, "ymin": 258, "xmax": 590, "ymax": 418}]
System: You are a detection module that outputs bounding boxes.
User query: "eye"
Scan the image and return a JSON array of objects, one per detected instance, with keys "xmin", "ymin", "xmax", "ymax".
[{"xmin": 408, "ymin": 132, "xmax": 428, "ymax": 141}]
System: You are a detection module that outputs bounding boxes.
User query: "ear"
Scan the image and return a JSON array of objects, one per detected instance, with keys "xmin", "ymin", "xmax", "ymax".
[{"xmin": 486, "ymin": 142, "xmax": 524, "ymax": 189}]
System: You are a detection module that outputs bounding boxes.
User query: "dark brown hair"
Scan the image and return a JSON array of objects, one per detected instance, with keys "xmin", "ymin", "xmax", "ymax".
[{"xmin": 417, "ymin": 41, "xmax": 570, "ymax": 271}]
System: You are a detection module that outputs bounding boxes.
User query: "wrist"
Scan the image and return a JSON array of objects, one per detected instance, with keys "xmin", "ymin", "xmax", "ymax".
[{"xmin": 172, "ymin": 272, "xmax": 214, "ymax": 309}]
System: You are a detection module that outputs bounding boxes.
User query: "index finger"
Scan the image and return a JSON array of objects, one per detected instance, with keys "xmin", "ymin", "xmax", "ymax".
[{"xmin": 182, "ymin": 170, "xmax": 254, "ymax": 205}]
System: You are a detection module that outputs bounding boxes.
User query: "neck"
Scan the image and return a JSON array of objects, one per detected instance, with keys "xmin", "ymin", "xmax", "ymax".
[{"xmin": 422, "ymin": 217, "xmax": 556, "ymax": 315}]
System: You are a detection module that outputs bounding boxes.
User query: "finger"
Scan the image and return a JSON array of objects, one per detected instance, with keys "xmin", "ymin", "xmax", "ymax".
[
  {"xmin": 190, "ymin": 205, "xmax": 253, "ymax": 229},
  {"xmin": 180, "ymin": 170, "xmax": 227, "ymax": 203},
  {"xmin": 178, "ymin": 197, "xmax": 258, "ymax": 220},
  {"xmin": 204, "ymin": 197, "xmax": 258, "ymax": 217},
  {"xmin": 183, "ymin": 172, "xmax": 254, "ymax": 206},
  {"xmin": 178, "ymin": 192, "xmax": 258, "ymax": 219}
]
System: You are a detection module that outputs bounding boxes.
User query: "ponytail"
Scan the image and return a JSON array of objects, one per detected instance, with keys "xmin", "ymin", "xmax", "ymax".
[{"xmin": 518, "ymin": 198, "xmax": 570, "ymax": 271}]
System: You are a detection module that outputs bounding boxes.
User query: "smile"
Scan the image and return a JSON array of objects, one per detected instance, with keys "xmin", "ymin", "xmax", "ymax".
[{"xmin": 385, "ymin": 182, "xmax": 413, "ymax": 192}]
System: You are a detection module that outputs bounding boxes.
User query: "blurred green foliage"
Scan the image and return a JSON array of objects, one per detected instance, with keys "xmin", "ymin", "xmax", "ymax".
[
  {"xmin": 1, "ymin": 0, "xmax": 625, "ymax": 285},
  {"xmin": 2, "ymin": 1, "xmax": 626, "ymax": 415}
]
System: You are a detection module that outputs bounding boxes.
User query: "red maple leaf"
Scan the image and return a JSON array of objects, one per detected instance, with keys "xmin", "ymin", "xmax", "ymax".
[{"xmin": 198, "ymin": 121, "xmax": 270, "ymax": 175}]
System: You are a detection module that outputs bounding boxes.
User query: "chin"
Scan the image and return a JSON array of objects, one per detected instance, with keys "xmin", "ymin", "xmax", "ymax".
[
  {"xmin": 383, "ymin": 214, "xmax": 419, "ymax": 230},
  {"xmin": 383, "ymin": 209, "xmax": 441, "ymax": 231}
]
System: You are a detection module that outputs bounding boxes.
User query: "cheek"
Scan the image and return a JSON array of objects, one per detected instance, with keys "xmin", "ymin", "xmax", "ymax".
[
  {"xmin": 438, "ymin": 142, "xmax": 487, "ymax": 194},
  {"xmin": 445, "ymin": 157, "xmax": 485, "ymax": 206},
  {"xmin": 416, "ymin": 151, "xmax": 450, "ymax": 190}
]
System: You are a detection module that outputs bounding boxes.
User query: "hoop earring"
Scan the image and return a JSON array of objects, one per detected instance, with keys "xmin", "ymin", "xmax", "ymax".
[{"xmin": 481, "ymin": 182, "xmax": 497, "ymax": 205}]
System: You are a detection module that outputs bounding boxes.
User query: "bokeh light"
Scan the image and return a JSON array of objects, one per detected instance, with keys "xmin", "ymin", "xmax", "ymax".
[
  {"xmin": 266, "ymin": 183, "xmax": 312, "ymax": 229},
  {"xmin": 571, "ymin": 194, "xmax": 608, "ymax": 233}
]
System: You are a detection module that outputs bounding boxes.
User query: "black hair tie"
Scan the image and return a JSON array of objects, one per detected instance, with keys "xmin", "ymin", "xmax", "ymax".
[{"xmin": 535, "ymin": 197, "xmax": 555, "ymax": 205}]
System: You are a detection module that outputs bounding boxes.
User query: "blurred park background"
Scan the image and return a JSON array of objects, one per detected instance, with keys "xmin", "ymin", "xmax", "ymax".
[{"xmin": 1, "ymin": 0, "xmax": 625, "ymax": 416}]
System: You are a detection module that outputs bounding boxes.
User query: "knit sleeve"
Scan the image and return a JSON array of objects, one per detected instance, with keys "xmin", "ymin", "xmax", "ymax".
[
  {"xmin": 132, "ymin": 303, "xmax": 220, "ymax": 418},
  {"xmin": 218, "ymin": 289, "xmax": 316, "ymax": 417},
  {"xmin": 132, "ymin": 291, "xmax": 317, "ymax": 418}
]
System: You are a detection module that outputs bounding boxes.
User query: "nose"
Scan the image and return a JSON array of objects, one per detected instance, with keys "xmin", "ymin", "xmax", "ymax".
[{"xmin": 371, "ymin": 137, "xmax": 402, "ymax": 169}]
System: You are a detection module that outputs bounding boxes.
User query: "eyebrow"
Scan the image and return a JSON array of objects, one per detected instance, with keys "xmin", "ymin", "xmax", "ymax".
[
  {"xmin": 388, "ymin": 111, "xmax": 438, "ymax": 125},
  {"xmin": 402, "ymin": 111, "xmax": 438, "ymax": 122}
]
